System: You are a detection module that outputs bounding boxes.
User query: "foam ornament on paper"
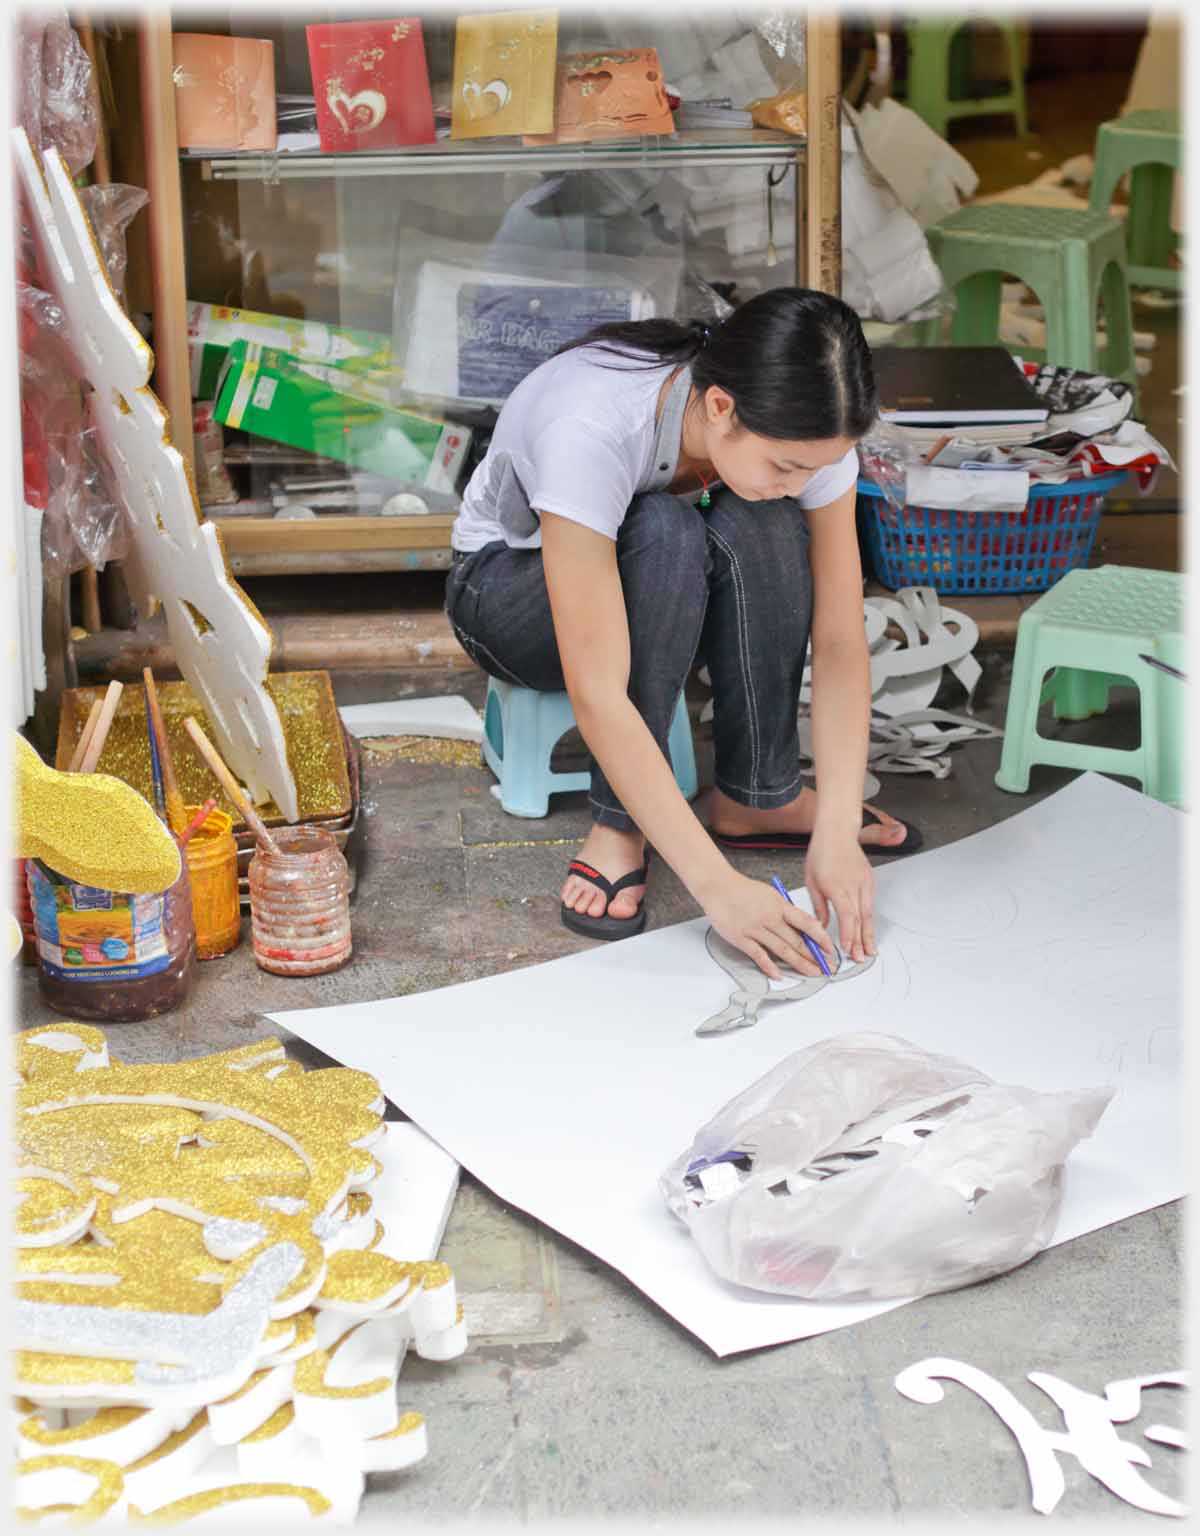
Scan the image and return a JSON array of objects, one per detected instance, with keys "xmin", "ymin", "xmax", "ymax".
[
  {"xmin": 12, "ymin": 132, "xmax": 299, "ymax": 821},
  {"xmin": 12, "ymin": 1024, "xmax": 467, "ymax": 1523},
  {"xmin": 696, "ymin": 925, "xmax": 877, "ymax": 1037}
]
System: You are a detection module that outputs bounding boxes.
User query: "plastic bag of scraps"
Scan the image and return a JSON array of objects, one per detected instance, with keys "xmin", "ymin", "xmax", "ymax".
[{"xmin": 661, "ymin": 1032, "xmax": 1111, "ymax": 1303}]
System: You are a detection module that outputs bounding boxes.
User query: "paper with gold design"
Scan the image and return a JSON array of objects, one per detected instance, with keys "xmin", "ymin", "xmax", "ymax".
[
  {"xmin": 12, "ymin": 1025, "xmax": 462, "ymax": 1522},
  {"xmin": 451, "ymin": 9, "xmax": 558, "ymax": 139}
]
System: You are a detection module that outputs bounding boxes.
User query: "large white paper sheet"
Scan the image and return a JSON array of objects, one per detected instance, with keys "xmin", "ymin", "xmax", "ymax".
[{"xmin": 273, "ymin": 776, "xmax": 1185, "ymax": 1356}]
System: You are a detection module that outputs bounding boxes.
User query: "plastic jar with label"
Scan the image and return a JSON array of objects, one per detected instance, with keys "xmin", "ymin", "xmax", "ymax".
[
  {"xmin": 28, "ymin": 858, "xmax": 197, "ymax": 1022},
  {"xmin": 183, "ymin": 804, "xmax": 241, "ymax": 960},
  {"xmin": 248, "ymin": 827, "xmax": 352, "ymax": 977}
]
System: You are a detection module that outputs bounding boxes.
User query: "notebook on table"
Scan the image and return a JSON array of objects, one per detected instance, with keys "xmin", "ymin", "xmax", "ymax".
[{"xmin": 873, "ymin": 346, "xmax": 1049, "ymax": 425}]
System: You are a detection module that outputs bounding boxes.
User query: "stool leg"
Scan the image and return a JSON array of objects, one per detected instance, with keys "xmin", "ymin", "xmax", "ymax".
[
  {"xmin": 667, "ymin": 694, "xmax": 698, "ymax": 802},
  {"xmin": 1052, "ymin": 239, "xmax": 1097, "ymax": 371},
  {"xmin": 497, "ymin": 688, "xmax": 553, "ymax": 819},
  {"xmin": 995, "ymin": 626, "xmax": 1048, "ymax": 794},
  {"xmin": 1044, "ymin": 666, "xmax": 1119, "ymax": 722},
  {"xmin": 906, "ymin": 25, "xmax": 953, "ymax": 140},
  {"xmin": 949, "ymin": 271, "xmax": 1003, "ymax": 346},
  {"xmin": 1098, "ymin": 256, "xmax": 1138, "ymax": 397},
  {"xmin": 1003, "ymin": 25, "xmax": 1029, "ymax": 135},
  {"xmin": 1141, "ymin": 674, "xmax": 1187, "ymax": 807},
  {"xmin": 1129, "ymin": 161, "xmax": 1175, "ymax": 271}
]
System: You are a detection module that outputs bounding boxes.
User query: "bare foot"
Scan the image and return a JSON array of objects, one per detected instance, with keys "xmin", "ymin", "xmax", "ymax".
[
  {"xmin": 710, "ymin": 786, "xmax": 910, "ymax": 849},
  {"xmin": 560, "ymin": 825, "xmax": 647, "ymax": 919}
]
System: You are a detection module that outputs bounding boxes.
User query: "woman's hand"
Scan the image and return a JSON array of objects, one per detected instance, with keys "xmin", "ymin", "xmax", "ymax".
[
  {"xmin": 704, "ymin": 869, "xmax": 836, "ymax": 980},
  {"xmin": 803, "ymin": 829, "xmax": 877, "ymax": 963}
]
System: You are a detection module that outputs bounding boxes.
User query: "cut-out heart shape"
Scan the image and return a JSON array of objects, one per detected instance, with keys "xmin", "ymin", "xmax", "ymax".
[
  {"xmin": 328, "ymin": 86, "xmax": 387, "ymax": 135},
  {"xmin": 461, "ymin": 78, "xmax": 512, "ymax": 120}
]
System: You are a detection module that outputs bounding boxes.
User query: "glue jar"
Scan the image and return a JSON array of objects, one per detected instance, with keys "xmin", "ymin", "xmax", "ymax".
[
  {"xmin": 248, "ymin": 827, "xmax": 352, "ymax": 977},
  {"xmin": 28, "ymin": 858, "xmax": 197, "ymax": 1022}
]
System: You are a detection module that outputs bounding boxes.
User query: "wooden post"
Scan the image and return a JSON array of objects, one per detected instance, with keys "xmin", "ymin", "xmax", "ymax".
[
  {"xmin": 74, "ymin": 14, "xmax": 108, "ymax": 634},
  {"xmin": 804, "ymin": 13, "xmax": 842, "ymax": 296},
  {"xmin": 137, "ymin": 12, "xmax": 194, "ymax": 470}
]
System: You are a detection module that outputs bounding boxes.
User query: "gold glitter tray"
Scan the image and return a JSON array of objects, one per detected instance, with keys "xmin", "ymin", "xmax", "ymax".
[{"xmin": 57, "ymin": 672, "xmax": 352, "ymax": 828}]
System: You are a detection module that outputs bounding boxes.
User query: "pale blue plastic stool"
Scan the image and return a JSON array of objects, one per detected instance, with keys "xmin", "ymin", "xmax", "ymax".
[{"xmin": 482, "ymin": 677, "xmax": 698, "ymax": 818}]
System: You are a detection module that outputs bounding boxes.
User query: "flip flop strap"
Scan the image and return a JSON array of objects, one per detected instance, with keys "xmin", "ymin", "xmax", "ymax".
[{"xmin": 567, "ymin": 861, "xmax": 648, "ymax": 900}]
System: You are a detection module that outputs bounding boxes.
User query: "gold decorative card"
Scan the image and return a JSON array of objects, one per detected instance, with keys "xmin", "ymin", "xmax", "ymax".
[{"xmin": 451, "ymin": 9, "xmax": 558, "ymax": 139}]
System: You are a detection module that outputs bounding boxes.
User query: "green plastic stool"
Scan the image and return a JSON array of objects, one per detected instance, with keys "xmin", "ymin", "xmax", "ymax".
[
  {"xmin": 995, "ymin": 565, "xmax": 1186, "ymax": 807},
  {"xmin": 905, "ymin": 18, "xmax": 1029, "ymax": 140},
  {"xmin": 1089, "ymin": 108, "xmax": 1182, "ymax": 290},
  {"xmin": 921, "ymin": 203, "xmax": 1138, "ymax": 393}
]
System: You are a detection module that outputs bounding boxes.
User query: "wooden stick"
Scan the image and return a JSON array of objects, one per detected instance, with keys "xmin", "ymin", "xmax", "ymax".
[
  {"xmin": 78, "ymin": 681, "xmax": 124, "ymax": 773},
  {"xmin": 183, "ymin": 717, "xmax": 281, "ymax": 854},
  {"xmin": 143, "ymin": 668, "xmax": 187, "ymax": 834},
  {"xmin": 68, "ymin": 697, "xmax": 105, "ymax": 772},
  {"xmin": 178, "ymin": 798, "xmax": 218, "ymax": 848}
]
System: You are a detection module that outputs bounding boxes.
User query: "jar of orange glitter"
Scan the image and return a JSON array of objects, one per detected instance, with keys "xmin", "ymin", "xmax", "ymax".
[{"xmin": 248, "ymin": 827, "xmax": 351, "ymax": 977}]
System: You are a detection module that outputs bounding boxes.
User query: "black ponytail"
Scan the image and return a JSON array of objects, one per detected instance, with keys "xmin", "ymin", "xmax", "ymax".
[{"xmin": 555, "ymin": 288, "xmax": 877, "ymax": 442}]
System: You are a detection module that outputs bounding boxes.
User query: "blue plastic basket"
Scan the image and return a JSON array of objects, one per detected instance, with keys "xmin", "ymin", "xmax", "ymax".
[{"xmin": 857, "ymin": 471, "xmax": 1128, "ymax": 595}]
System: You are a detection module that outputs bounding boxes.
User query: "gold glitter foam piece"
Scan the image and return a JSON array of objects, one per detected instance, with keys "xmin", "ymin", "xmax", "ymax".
[
  {"xmin": 241, "ymin": 1401, "xmax": 294, "ymax": 1444},
  {"xmin": 15, "ymin": 1031, "xmax": 386, "ymax": 1343},
  {"xmin": 127, "ymin": 1482, "xmax": 331, "ymax": 1523},
  {"xmin": 55, "ymin": 674, "xmax": 351, "ymax": 829},
  {"xmin": 362, "ymin": 735, "xmax": 482, "ymax": 769},
  {"xmin": 14, "ymin": 1453, "xmax": 126, "ymax": 1524},
  {"xmin": 17, "ymin": 1405, "xmax": 145, "ymax": 1449},
  {"xmin": 13, "ymin": 734, "xmax": 180, "ymax": 895}
]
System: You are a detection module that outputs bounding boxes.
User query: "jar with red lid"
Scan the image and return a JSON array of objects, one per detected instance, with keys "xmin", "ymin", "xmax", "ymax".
[{"xmin": 248, "ymin": 827, "xmax": 351, "ymax": 977}]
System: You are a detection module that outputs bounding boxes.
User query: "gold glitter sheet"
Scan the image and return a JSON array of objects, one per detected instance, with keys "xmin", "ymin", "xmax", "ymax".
[{"xmin": 55, "ymin": 673, "xmax": 351, "ymax": 829}]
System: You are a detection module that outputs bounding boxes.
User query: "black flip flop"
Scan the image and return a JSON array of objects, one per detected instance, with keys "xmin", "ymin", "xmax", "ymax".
[
  {"xmin": 712, "ymin": 807, "xmax": 924, "ymax": 858},
  {"xmin": 560, "ymin": 857, "xmax": 649, "ymax": 941}
]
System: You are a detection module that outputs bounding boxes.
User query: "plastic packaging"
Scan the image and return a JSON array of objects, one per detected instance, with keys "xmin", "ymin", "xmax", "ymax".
[
  {"xmin": 79, "ymin": 183, "xmax": 149, "ymax": 309},
  {"xmin": 16, "ymin": 13, "xmax": 98, "ymax": 176},
  {"xmin": 249, "ymin": 827, "xmax": 352, "ymax": 977},
  {"xmin": 183, "ymin": 805, "xmax": 241, "ymax": 959},
  {"xmin": 29, "ymin": 859, "xmax": 197, "ymax": 1023},
  {"xmin": 660, "ymin": 1032, "xmax": 1112, "ymax": 1304}
]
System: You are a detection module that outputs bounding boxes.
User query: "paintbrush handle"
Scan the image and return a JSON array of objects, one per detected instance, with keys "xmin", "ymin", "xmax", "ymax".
[
  {"xmin": 183, "ymin": 717, "xmax": 280, "ymax": 855},
  {"xmin": 78, "ymin": 682, "xmax": 124, "ymax": 774},
  {"xmin": 142, "ymin": 668, "xmax": 186, "ymax": 833},
  {"xmin": 178, "ymin": 797, "xmax": 218, "ymax": 847},
  {"xmin": 68, "ymin": 697, "xmax": 105, "ymax": 772}
]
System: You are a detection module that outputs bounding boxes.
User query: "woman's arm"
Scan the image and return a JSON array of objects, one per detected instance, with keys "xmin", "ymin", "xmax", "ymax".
[
  {"xmin": 804, "ymin": 483, "xmax": 877, "ymax": 958},
  {"xmin": 541, "ymin": 511, "xmax": 833, "ymax": 978}
]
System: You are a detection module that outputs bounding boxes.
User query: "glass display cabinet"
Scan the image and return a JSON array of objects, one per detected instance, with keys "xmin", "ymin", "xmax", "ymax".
[{"xmin": 127, "ymin": 9, "xmax": 842, "ymax": 576}]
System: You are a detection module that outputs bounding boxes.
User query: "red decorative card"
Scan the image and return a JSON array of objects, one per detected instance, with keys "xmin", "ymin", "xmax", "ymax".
[{"xmin": 306, "ymin": 19, "xmax": 436, "ymax": 152}]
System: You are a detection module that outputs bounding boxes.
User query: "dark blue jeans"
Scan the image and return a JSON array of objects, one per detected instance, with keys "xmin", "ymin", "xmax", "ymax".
[{"xmin": 445, "ymin": 489, "xmax": 814, "ymax": 831}]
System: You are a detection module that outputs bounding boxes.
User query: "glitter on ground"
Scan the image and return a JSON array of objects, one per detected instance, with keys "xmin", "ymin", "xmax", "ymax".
[{"xmin": 361, "ymin": 737, "xmax": 483, "ymax": 768}]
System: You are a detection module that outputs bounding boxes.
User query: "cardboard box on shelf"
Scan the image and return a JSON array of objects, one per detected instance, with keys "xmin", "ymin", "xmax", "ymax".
[
  {"xmin": 213, "ymin": 340, "xmax": 471, "ymax": 493},
  {"xmin": 187, "ymin": 301, "xmax": 396, "ymax": 400}
]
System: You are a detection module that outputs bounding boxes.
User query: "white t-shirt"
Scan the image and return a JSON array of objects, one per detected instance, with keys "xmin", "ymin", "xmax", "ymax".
[{"xmin": 450, "ymin": 344, "xmax": 860, "ymax": 553}]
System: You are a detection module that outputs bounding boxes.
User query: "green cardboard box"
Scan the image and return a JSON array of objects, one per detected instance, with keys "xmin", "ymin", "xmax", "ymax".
[
  {"xmin": 214, "ymin": 340, "xmax": 471, "ymax": 491},
  {"xmin": 188, "ymin": 301, "xmax": 398, "ymax": 401}
]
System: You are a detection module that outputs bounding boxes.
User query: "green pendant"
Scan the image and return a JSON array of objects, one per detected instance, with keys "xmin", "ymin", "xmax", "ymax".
[{"xmin": 699, "ymin": 488, "xmax": 711, "ymax": 508}]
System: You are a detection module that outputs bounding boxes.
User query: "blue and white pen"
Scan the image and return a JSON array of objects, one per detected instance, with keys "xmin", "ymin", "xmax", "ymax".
[{"xmin": 770, "ymin": 875, "xmax": 833, "ymax": 977}]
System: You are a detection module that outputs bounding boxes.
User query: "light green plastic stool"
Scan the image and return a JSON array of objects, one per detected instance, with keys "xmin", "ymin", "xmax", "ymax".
[
  {"xmin": 920, "ymin": 203, "xmax": 1138, "ymax": 394},
  {"xmin": 1089, "ymin": 108, "xmax": 1182, "ymax": 290},
  {"xmin": 995, "ymin": 565, "xmax": 1186, "ymax": 807},
  {"xmin": 905, "ymin": 17, "xmax": 1029, "ymax": 140}
]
